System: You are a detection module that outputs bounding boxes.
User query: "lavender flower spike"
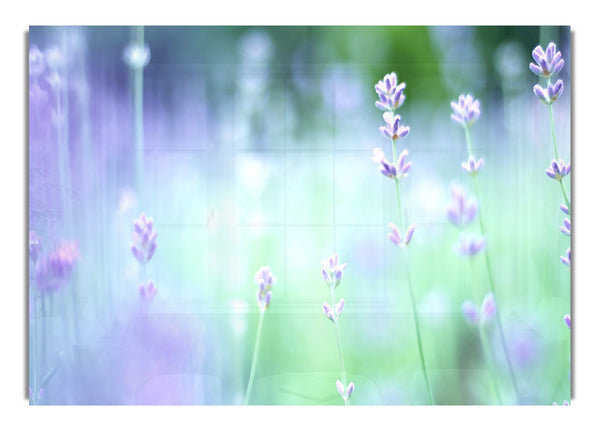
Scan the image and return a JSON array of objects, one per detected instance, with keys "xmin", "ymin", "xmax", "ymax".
[
  {"xmin": 560, "ymin": 218, "xmax": 571, "ymax": 236},
  {"xmin": 131, "ymin": 213, "xmax": 158, "ymax": 264},
  {"xmin": 375, "ymin": 72, "xmax": 406, "ymax": 112},
  {"xmin": 387, "ymin": 222, "xmax": 416, "ymax": 247},
  {"xmin": 461, "ymin": 155, "xmax": 484, "ymax": 175},
  {"xmin": 533, "ymin": 80, "xmax": 564, "ymax": 105},
  {"xmin": 530, "ymin": 42, "xmax": 564, "ymax": 78},
  {"xmin": 321, "ymin": 253, "xmax": 347, "ymax": 287},
  {"xmin": 454, "ymin": 233, "xmax": 485, "ymax": 257},
  {"xmin": 564, "ymin": 314, "xmax": 571, "ymax": 330},
  {"xmin": 255, "ymin": 266, "xmax": 277, "ymax": 310},
  {"xmin": 379, "ymin": 112, "xmax": 410, "ymax": 141},
  {"xmin": 451, "ymin": 94, "xmax": 481, "ymax": 128},
  {"xmin": 545, "ymin": 158, "xmax": 571, "ymax": 181},
  {"xmin": 446, "ymin": 186, "xmax": 478, "ymax": 227}
]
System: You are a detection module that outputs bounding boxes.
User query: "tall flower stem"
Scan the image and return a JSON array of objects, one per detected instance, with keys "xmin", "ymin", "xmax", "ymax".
[
  {"xmin": 464, "ymin": 127, "xmax": 520, "ymax": 403},
  {"xmin": 330, "ymin": 282, "xmax": 349, "ymax": 405},
  {"xmin": 391, "ymin": 139, "xmax": 434, "ymax": 405},
  {"xmin": 244, "ymin": 308, "xmax": 265, "ymax": 405},
  {"xmin": 547, "ymin": 100, "xmax": 571, "ymax": 214},
  {"xmin": 132, "ymin": 26, "xmax": 146, "ymax": 207}
]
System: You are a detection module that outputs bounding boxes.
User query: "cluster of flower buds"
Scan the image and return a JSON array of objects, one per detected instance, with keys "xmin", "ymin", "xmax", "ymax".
[
  {"xmin": 560, "ymin": 248, "xmax": 571, "ymax": 269},
  {"xmin": 461, "ymin": 155, "xmax": 484, "ymax": 175},
  {"xmin": 446, "ymin": 186, "xmax": 478, "ymax": 227},
  {"xmin": 545, "ymin": 159, "xmax": 571, "ymax": 181},
  {"xmin": 322, "ymin": 298, "xmax": 344, "ymax": 323},
  {"xmin": 255, "ymin": 266, "xmax": 276, "ymax": 311},
  {"xmin": 336, "ymin": 379, "xmax": 355, "ymax": 403},
  {"xmin": 559, "ymin": 217, "xmax": 571, "ymax": 237},
  {"xmin": 387, "ymin": 222, "xmax": 415, "ymax": 248},
  {"xmin": 131, "ymin": 213, "xmax": 158, "ymax": 264},
  {"xmin": 461, "ymin": 293, "xmax": 497, "ymax": 325},
  {"xmin": 530, "ymin": 42, "xmax": 565, "ymax": 105},
  {"xmin": 139, "ymin": 280, "xmax": 157, "ymax": 302},
  {"xmin": 451, "ymin": 94, "xmax": 481, "ymax": 129},
  {"xmin": 375, "ymin": 72, "xmax": 406, "ymax": 112},
  {"xmin": 379, "ymin": 112, "xmax": 410, "ymax": 141},
  {"xmin": 371, "ymin": 147, "xmax": 411, "ymax": 180},
  {"xmin": 453, "ymin": 233, "xmax": 486, "ymax": 258},
  {"xmin": 35, "ymin": 241, "xmax": 80, "ymax": 293},
  {"xmin": 321, "ymin": 253, "xmax": 347, "ymax": 288}
]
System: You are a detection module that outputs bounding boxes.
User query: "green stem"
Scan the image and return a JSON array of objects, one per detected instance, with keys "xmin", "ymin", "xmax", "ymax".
[
  {"xmin": 465, "ymin": 127, "xmax": 521, "ymax": 403},
  {"xmin": 547, "ymin": 99, "xmax": 571, "ymax": 212},
  {"xmin": 331, "ymin": 283, "xmax": 349, "ymax": 405},
  {"xmin": 244, "ymin": 308, "xmax": 265, "ymax": 405},
  {"xmin": 390, "ymin": 138, "xmax": 434, "ymax": 405}
]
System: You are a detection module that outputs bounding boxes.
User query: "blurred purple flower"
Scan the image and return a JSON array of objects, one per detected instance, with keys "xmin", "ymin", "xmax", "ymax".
[
  {"xmin": 446, "ymin": 186, "xmax": 478, "ymax": 227},
  {"xmin": 29, "ymin": 231, "xmax": 42, "ymax": 262},
  {"xmin": 322, "ymin": 298, "xmax": 345, "ymax": 323},
  {"xmin": 336, "ymin": 379, "xmax": 355, "ymax": 402},
  {"xmin": 321, "ymin": 253, "xmax": 347, "ymax": 287},
  {"xmin": 255, "ymin": 266, "xmax": 276, "ymax": 310},
  {"xmin": 451, "ymin": 94, "xmax": 481, "ymax": 128},
  {"xmin": 560, "ymin": 248, "xmax": 571, "ymax": 269},
  {"xmin": 545, "ymin": 158, "xmax": 570, "ymax": 180},
  {"xmin": 560, "ymin": 204, "xmax": 570, "ymax": 216},
  {"xmin": 533, "ymin": 80, "xmax": 564, "ymax": 104},
  {"xmin": 374, "ymin": 72, "xmax": 406, "ymax": 112},
  {"xmin": 35, "ymin": 241, "xmax": 79, "ymax": 293},
  {"xmin": 560, "ymin": 218, "xmax": 571, "ymax": 236},
  {"xmin": 529, "ymin": 42, "xmax": 564, "ymax": 78},
  {"xmin": 379, "ymin": 112, "xmax": 410, "ymax": 141},
  {"xmin": 387, "ymin": 222, "xmax": 416, "ymax": 248},
  {"xmin": 460, "ymin": 293, "xmax": 496, "ymax": 325},
  {"xmin": 454, "ymin": 233, "xmax": 485, "ymax": 257},
  {"xmin": 564, "ymin": 314, "xmax": 571, "ymax": 330},
  {"xmin": 130, "ymin": 213, "xmax": 158, "ymax": 264},
  {"xmin": 123, "ymin": 43, "xmax": 151, "ymax": 69},
  {"xmin": 139, "ymin": 280, "xmax": 157, "ymax": 302},
  {"xmin": 461, "ymin": 155, "xmax": 484, "ymax": 175}
]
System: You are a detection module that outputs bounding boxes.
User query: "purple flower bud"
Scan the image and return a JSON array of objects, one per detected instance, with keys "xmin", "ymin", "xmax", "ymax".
[
  {"xmin": 323, "ymin": 302, "xmax": 335, "ymax": 321},
  {"xmin": 451, "ymin": 94, "xmax": 481, "ymax": 128},
  {"xmin": 139, "ymin": 280, "xmax": 157, "ymax": 302},
  {"xmin": 560, "ymin": 204, "xmax": 570, "ymax": 215},
  {"xmin": 345, "ymin": 382, "xmax": 354, "ymax": 398},
  {"xmin": 336, "ymin": 379, "xmax": 345, "ymax": 397},
  {"xmin": 131, "ymin": 213, "xmax": 158, "ymax": 264},
  {"xmin": 479, "ymin": 293, "xmax": 496, "ymax": 324},
  {"xmin": 534, "ymin": 80, "xmax": 564, "ymax": 104},
  {"xmin": 461, "ymin": 155, "xmax": 484, "ymax": 175},
  {"xmin": 454, "ymin": 233, "xmax": 486, "ymax": 257},
  {"xmin": 447, "ymin": 186, "xmax": 478, "ymax": 226},
  {"xmin": 375, "ymin": 72, "xmax": 407, "ymax": 111},
  {"xmin": 530, "ymin": 42, "xmax": 564, "ymax": 78},
  {"xmin": 461, "ymin": 300, "xmax": 479, "ymax": 324},
  {"xmin": 560, "ymin": 247, "xmax": 571, "ymax": 268},
  {"xmin": 264, "ymin": 291, "xmax": 272, "ymax": 307},
  {"xmin": 564, "ymin": 314, "xmax": 571, "ymax": 330},
  {"xmin": 387, "ymin": 222, "xmax": 402, "ymax": 246},
  {"xmin": 336, "ymin": 298, "xmax": 345, "ymax": 318},
  {"xmin": 255, "ymin": 266, "xmax": 276, "ymax": 310},
  {"xmin": 404, "ymin": 223, "xmax": 416, "ymax": 246},
  {"xmin": 546, "ymin": 159, "xmax": 571, "ymax": 181},
  {"xmin": 35, "ymin": 241, "xmax": 80, "ymax": 293},
  {"xmin": 560, "ymin": 218, "xmax": 571, "ymax": 236}
]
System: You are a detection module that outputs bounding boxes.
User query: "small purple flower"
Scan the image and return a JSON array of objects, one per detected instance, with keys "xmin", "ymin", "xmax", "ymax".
[
  {"xmin": 560, "ymin": 247, "xmax": 571, "ymax": 269},
  {"xmin": 451, "ymin": 94, "xmax": 481, "ymax": 128},
  {"xmin": 375, "ymin": 72, "xmax": 406, "ymax": 112},
  {"xmin": 29, "ymin": 231, "xmax": 42, "ymax": 262},
  {"xmin": 123, "ymin": 43, "xmax": 151, "ymax": 69},
  {"xmin": 461, "ymin": 293, "xmax": 496, "ymax": 325},
  {"xmin": 374, "ymin": 148, "xmax": 412, "ymax": 180},
  {"xmin": 545, "ymin": 158, "xmax": 571, "ymax": 181},
  {"xmin": 560, "ymin": 218, "xmax": 571, "ymax": 236},
  {"xmin": 529, "ymin": 42, "xmax": 564, "ymax": 78},
  {"xmin": 446, "ymin": 186, "xmax": 478, "ymax": 227},
  {"xmin": 387, "ymin": 222, "xmax": 416, "ymax": 248},
  {"xmin": 461, "ymin": 155, "xmax": 484, "ymax": 175},
  {"xmin": 131, "ymin": 213, "xmax": 158, "ymax": 264},
  {"xmin": 564, "ymin": 314, "xmax": 571, "ymax": 330},
  {"xmin": 379, "ymin": 112, "xmax": 410, "ymax": 141},
  {"xmin": 560, "ymin": 204, "xmax": 570, "ymax": 216},
  {"xmin": 322, "ymin": 298, "xmax": 345, "ymax": 323},
  {"xmin": 454, "ymin": 233, "xmax": 485, "ymax": 257},
  {"xmin": 321, "ymin": 253, "xmax": 347, "ymax": 287},
  {"xmin": 139, "ymin": 280, "xmax": 157, "ymax": 302},
  {"xmin": 255, "ymin": 266, "xmax": 276, "ymax": 310},
  {"xmin": 336, "ymin": 379, "xmax": 355, "ymax": 402},
  {"xmin": 35, "ymin": 241, "xmax": 80, "ymax": 293},
  {"xmin": 533, "ymin": 80, "xmax": 564, "ymax": 104}
]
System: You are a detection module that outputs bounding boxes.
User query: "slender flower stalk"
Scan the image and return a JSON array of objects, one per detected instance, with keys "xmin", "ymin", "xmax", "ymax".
[
  {"xmin": 451, "ymin": 94, "xmax": 520, "ymax": 403},
  {"xmin": 244, "ymin": 266, "xmax": 276, "ymax": 405},
  {"xmin": 374, "ymin": 73, "xmax": 433, "ymax": 404},
  {"xmin": 321, "ymin": 254, "xmax": 354, "ymax": 405}
]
